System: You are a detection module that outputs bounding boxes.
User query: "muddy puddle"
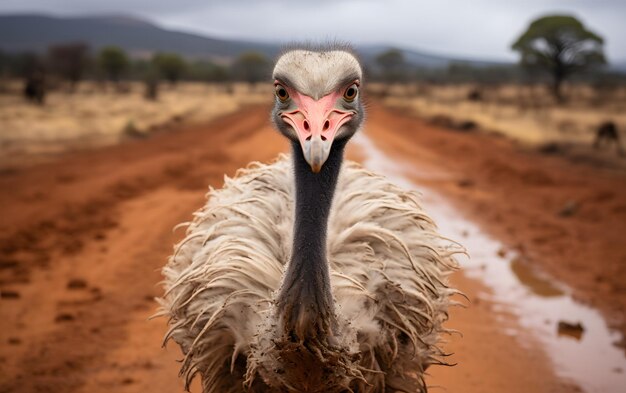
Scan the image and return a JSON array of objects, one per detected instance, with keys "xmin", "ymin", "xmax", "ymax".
[{"xmin": 353, "ymin": 133, "xmax": 626, "ymax": 393}]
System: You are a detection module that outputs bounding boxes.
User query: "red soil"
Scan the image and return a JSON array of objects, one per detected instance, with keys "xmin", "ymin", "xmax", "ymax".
[{"xmin": 1, "ymin": 103, "xmax": 624, "ymax": 392}]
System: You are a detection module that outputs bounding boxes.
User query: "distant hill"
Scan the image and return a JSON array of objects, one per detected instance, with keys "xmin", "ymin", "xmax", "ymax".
[
  {"xmin": 357, "ymin": 44, "xmax": 509, "ymax": 69},
  {"xmin": 0, "ymin": 14, "xmax": 279, "ymax": 61},
  {"xmin": 0, "ymin": 13, "xmax": 508, "ymax": 68}
]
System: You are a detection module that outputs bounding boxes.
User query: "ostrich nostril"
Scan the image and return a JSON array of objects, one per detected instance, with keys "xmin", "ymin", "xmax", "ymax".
[
  {"xmin": 323, "ymin": 120, "xmax": 330, "ymax": 131},
  {"xmin": 306, "ymin": 135, "xmax": 312, "ymax": 141},
  {"xmin": 303, "ymin": 120, "xmax": 310, "ymax": 131},
  {"xmin": 321, "ymin": 135, "xmax": 327, "ymax": 141}
]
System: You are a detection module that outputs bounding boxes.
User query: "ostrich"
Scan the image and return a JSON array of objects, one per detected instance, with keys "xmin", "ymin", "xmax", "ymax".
[{"xmin": 159, "ymin": 46, "xmax": 461, "ymax": 393}]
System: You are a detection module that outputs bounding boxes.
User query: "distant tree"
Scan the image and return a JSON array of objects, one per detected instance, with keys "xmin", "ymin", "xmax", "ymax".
[
  {"xmin": 512, "ymin": 15, "xmax": 606, "ymax": 101},
  {"xmin": 126, "ymin": 58, "xmax": 150, "ymax": 80},
  {"xmin": 47, "ymin": 42, "xmax": 90, "ymax": 90},
  {"xmin": 0, "ymin": 51, "xmax": 9, "ymax": 78},
  {"xmin": 144, "ymin": 66, "xmax": 160, "ymax": 101},
  {"xmin": 232, "ymin": 52, "xmax": 271, "ymax": 84},
  {"xmin": 187, "ymin": 60, "xmax": 231, "ymax": 84},
  {"xmin": 207, "ymin": 64, "xmax": 230, "ymax": 83},
  {"xmin": 11, "ymin": 52, "xmax": 44, "ymax": 78},
  {"xmin": 375, "ymin": 49, "xmax": 406, "ymax": 82},
  {"xmin": 446, "ymin": 62, "xmax": 475, "ymax": 83},
  {"xmin": 98, "ymin": 46, "xmax": 129, "ymax": 82},
  {"xmin": 8, "ymin": 52, "xmax": 47, "ymax": 104},
  {"xmin": 152, "ymin": 53, "xmax": 187, "ymax": 85}
]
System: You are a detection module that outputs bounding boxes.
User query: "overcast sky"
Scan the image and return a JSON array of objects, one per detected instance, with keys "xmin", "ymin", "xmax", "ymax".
[{"xmin": 1, "ymin": 0, "xmax": 625, "ymax": 61}]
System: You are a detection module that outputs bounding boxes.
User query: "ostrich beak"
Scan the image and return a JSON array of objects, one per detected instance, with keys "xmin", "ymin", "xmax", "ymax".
[{"xmin": 281, "ymin": 92, "xmax": 354, "ymax": 173}]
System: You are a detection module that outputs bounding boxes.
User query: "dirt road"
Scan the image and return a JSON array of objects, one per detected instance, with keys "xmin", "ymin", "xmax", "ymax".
[{"xmin": 1, "ymin": 103, "xmax": 624, "ymax": 392}]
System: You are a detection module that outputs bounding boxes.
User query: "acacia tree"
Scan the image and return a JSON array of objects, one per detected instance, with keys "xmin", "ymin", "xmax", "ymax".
[
  {"xmin": 98, "ymin": 46, "xmax": 129, "ymax": 83},
  {"xmin": 152, "ymin": 53, "xmax": 187, "ymax": 85},
  {"xmin": 232, "ymin": 52, "xmax": 271, "ymax": 84},
  {"xmin": 512, "ymin": 15, "xmax": 606, "ymax": 101},
  {"xmin": 375, "ymin": 49, "xmax": 406, "ymax": 82}
]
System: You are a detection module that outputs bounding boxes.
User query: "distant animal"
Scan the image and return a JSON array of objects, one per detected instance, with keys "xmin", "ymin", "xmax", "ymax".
[
  {"xmin": 594, "ymin": 121, "xmax": 624, "ymax": 156},
  {"xmin": 159, "ymin": 46, "xmax": 460, "ymax": 393},
  {"xmin": 23, "ymin": 71, "xmax": 45, "ymax": 105},
  {"xmin": 467, "ymin": 88, "xmax": 482, "ymax": 101}
]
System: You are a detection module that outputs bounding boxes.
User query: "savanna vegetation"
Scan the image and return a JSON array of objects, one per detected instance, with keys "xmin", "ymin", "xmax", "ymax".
[
  {"xmin": 373, "ymin": 15, "xmax": 625, "ymax": 162},
  {"xmin": 0, "ymin": 14, "xmax": 624, "ymax": 164},
  {"xmin": 0, "ymin": 44, "xmax": 273, "ymax": 103}
]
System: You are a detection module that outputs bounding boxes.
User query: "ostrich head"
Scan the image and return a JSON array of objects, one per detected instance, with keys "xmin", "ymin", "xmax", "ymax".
[{"xmin": 272, "ymin": 48, "xmax": 365, "ymax": 172}]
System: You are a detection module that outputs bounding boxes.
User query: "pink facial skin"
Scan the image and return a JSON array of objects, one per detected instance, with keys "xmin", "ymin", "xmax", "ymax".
[{"xmin": 278, "ymin": 82, "xmax": 356, "ymax": 173}]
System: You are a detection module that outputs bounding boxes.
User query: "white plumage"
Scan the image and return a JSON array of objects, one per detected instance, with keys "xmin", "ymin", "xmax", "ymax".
[{"xmin": 159, "ymin": 155, "xmax": 460, "ymax": 392}]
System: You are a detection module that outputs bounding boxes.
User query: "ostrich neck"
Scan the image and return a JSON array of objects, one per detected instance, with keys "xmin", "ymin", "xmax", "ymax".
[{"xmin": 276, "ymin": 139, "xmax": 346, "ymax": 340}]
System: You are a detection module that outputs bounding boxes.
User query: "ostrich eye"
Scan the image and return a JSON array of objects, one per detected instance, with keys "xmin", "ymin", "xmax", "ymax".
[
  {"xmin": 275, "ymin": 85, "xmax": 289, "ymax": 102},
  {"xmin": 343, "ymin": 84, "xmax": 358, "ymax": 102}
]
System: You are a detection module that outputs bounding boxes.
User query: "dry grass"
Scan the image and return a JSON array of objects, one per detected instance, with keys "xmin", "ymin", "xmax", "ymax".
[
  {"xmin": 377, "ymin": 83, "xmax": 626, "ymax": 147},
  {"xmin": 0, "ymin": 82, "xmax": 272, "ymax": 164}
]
